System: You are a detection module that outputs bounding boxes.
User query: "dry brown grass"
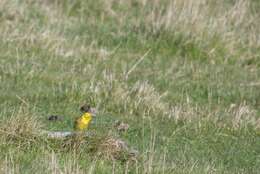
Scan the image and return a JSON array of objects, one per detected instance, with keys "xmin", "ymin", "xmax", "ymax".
[
  {"xmin": 1, "ymin": 0, "xmax": 259, "ymax": 62},
  {"xmin": 97, "ymin": 136, "xmax": 138, "ymax": 163},
  {"xmin": 141, "ymin": 0, "xmax": 259, "ymax": 62},
  {"xmin": 0, "ymin": 105, "xmax": 43, "ymax": 145},
  {"xmin": 228, "ymin": 102, "xmax": 259, "ymax": 129}
]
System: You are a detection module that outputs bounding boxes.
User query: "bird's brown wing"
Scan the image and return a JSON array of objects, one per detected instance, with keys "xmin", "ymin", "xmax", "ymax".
[{"xmin": 73, "ymin": 117, "xmax": 81, "ymax": 130}]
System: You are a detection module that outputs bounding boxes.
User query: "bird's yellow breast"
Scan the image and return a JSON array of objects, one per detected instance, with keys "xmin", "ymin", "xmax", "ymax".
[{"xmin": 74, "ymin": 112, "xmax": 92, "ymax": 131}]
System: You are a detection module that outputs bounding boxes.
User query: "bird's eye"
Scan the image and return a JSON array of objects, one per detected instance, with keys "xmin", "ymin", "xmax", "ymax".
[{"xmin": 80, "ymin": 104, "xmax": 91, "ymax": 112}]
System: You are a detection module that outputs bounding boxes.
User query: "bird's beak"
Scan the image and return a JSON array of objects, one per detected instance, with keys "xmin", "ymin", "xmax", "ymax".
[{"xmin": 90, "ymin": 108, "xmax": 97, "ymax": 117}]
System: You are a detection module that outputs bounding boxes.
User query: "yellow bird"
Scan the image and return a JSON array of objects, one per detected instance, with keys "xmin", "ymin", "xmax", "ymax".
[{"xmin": 74, "ymin": 104, "xmax": 95, "ymax": 131}]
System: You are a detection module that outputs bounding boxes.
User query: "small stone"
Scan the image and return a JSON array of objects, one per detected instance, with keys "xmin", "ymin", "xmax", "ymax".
[{"xmin": 48, "ymin": 115, "xmax": 63, "ymax": 121}]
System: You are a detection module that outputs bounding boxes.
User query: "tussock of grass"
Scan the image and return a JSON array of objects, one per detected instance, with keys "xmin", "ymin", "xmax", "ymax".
[
  {"xmin": 0, "ymin": 106, "xmax": 43, "ymax": 145},
  {"xmin": 97, "ymin": 136, "xmax": 138, "ymax": 162}
]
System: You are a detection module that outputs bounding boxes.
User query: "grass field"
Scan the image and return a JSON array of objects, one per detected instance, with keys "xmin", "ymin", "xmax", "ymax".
[{"xmin": 0, "ymin": 0, "xmax": 260, "ymax": 173}]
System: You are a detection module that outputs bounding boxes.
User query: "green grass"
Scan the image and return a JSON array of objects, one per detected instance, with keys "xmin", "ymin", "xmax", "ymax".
[{"xmin": 0, "ymin": 0, "xmax": 260, "ymax": 173}]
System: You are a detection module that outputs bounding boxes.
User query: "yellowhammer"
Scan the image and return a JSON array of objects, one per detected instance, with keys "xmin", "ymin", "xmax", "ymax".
[{"xmin": 74, "ymin": 104, "xmax": 95, "ymax": 131}]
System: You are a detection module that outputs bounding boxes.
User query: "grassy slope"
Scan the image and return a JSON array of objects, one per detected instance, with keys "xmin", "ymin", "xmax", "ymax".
[{"xmin": 0, "ymin": 0, "xmax": 260, "ymax": 173}]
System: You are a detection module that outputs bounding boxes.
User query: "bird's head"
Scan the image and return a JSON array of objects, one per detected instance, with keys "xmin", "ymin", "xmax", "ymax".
[{"xmin": 80, "ymin": 104, "xmax": 97, "ymax": 116}]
